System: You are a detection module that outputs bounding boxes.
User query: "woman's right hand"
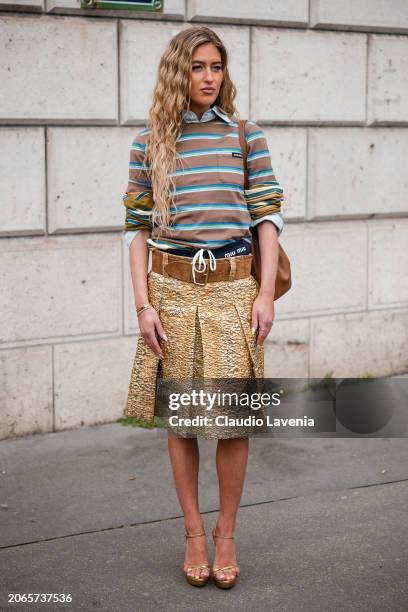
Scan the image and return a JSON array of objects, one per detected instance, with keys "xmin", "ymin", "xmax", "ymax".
[{"xmin": 138, "ymin": 307, "xmax": 167, "ymax": 359}]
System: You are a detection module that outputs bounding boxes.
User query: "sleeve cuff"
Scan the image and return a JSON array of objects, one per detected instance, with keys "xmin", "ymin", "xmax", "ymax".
[
  {"xmin": 123, "ymin": 230, "xmax": 141, "ymax": 247},
  {"xmin": 251, "ymin": 213, "xmax": 284, "ymax": 236}
]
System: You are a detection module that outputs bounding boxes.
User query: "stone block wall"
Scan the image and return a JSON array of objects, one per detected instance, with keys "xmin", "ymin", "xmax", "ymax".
[{"xmin": 1, "ymin": 1, "xmax": 407, "ymax": 438}]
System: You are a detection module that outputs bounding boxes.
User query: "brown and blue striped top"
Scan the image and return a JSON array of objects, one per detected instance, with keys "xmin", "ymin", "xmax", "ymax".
[{"xmin": 122, "ymin": 104, "xmax": 284, "ymax": 253}]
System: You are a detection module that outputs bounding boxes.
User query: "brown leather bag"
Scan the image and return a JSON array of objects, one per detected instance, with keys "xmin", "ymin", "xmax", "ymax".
[{"xmin": 238, "ymin": 119, "xmax": 291, "ymax": 300}]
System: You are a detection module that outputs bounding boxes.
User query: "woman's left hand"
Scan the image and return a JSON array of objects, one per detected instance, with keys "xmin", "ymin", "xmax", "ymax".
[{"xmin": 251, "ymin": 293, "xmax": 275, "ymax": 347}]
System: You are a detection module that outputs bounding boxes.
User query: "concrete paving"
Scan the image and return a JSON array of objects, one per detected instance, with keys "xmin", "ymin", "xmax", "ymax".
[{"xmin": 0, "ymin": 420, "xmax": 407, "ymax": 610}]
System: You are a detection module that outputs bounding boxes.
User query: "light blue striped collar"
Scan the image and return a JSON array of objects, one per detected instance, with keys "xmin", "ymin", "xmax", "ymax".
[{"xmin": 182, "ymin": 104, "xmax": 235, "ymax": 125}]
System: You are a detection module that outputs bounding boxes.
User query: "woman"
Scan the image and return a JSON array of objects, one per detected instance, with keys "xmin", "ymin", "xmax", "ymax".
[{"xmin": 122, "ymin": 26, "xmax": 284, "ymax": 589}]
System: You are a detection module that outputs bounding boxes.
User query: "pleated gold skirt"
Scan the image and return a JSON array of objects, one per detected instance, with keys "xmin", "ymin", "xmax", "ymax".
[{"xmin": 124, "ymin": 258, "xmax": 268, "ymax": 439}]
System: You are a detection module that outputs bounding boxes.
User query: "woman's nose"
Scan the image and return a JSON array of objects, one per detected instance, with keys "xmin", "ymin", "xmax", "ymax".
[{"xmin": 203, "ymin": 69, "xmax": 214, "ymax": 81}]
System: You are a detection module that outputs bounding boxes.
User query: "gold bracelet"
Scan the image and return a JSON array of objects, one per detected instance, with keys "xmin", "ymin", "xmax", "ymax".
[{"xmin": 136, "ymin": 303, "xmax": 152, "ymax": 317}]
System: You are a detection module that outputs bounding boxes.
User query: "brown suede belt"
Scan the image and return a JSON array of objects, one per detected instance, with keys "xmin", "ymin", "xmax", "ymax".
[{"xmin": 150, "ymin": 249, "xmax": 253, "ymax": 286}]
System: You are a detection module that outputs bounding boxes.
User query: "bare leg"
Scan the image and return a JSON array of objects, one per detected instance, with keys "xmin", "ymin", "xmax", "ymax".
[
  {"xmin": 167, "ymin": 432, "xmax": 209, "ymax": 580},
  {"xmin": 213, "ymin": 437, "xmax": 249, "ymax": 581}
]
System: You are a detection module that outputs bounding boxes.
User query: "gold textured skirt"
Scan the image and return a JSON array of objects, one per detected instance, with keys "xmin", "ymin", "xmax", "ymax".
[{"xmin": 124, "ymin": 261, "xmax": 267, "ymax": 439}]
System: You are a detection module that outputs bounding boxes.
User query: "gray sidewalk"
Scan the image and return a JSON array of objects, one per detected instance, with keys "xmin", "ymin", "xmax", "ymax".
[{"xmin": 0, "ymin": 421, "xmax": 408, "ymax": 611}]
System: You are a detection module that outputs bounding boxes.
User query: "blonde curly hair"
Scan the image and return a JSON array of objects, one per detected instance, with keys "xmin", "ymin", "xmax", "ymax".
[{"xmin": 145, "ymin": 26, "xmax": 239, "ymax": 229}]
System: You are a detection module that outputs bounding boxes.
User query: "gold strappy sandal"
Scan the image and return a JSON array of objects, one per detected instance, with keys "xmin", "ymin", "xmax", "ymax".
[
  {"xmin": 211, "ymin": 523, "xmax": 240, "ymax": 589},
  {"xmin": 183, "ymin": 529, "xmax": 210, "ymax": 587}
]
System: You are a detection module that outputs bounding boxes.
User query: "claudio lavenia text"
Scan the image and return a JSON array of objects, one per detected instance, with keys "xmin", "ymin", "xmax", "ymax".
[{"xmin": 168, "ymin": 415, "xmax": 315, "ymax": 428}]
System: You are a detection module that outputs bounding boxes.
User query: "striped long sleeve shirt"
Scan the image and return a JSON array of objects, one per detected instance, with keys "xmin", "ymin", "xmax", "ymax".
[{"xmin": 122, "ymin": 104, "xmax": 284, "ymax": 252}]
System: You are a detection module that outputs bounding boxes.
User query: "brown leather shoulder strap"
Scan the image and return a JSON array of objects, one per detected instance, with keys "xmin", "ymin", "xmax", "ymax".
[{"xmin": 238, "ymin": 119, "xmax": 248, "ymax": 190}]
